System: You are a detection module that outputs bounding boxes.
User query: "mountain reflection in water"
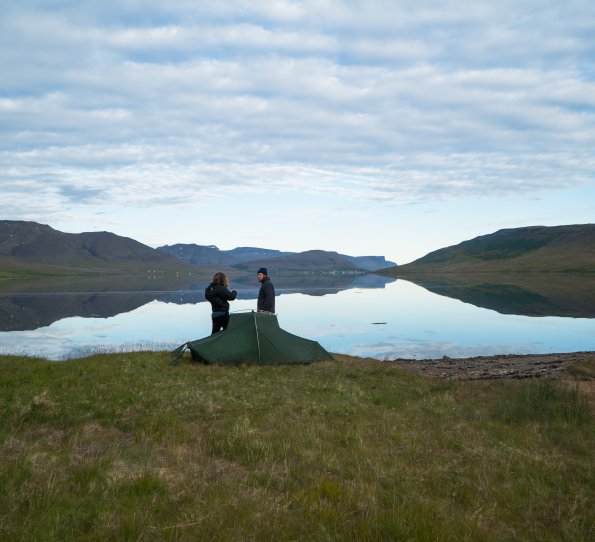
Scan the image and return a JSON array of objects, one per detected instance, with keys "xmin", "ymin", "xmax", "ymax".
[
  {"xmin": 0, "ymin": 273, "xmax": 395, "ymax": 332},
  {"xmin": 402, "ymin": 273, "xmax": 595, "ymax": 318}
]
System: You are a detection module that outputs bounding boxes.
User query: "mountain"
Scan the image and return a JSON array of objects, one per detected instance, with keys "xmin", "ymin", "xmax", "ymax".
[
  {"xmin": 157, "ymin": 243, "xmax": 395, "ymax": 271},
  {"xmin": 231, "ymin": 250, "xmax": 363, "ymax": 274},
  {"xmin": 157, "ymin": 244, "xmax": 293, "ymax": 266},
  {"xmin": 0, "ymin": 220, "xmax": 190, "ymax": 275},
  {"xmin": 1, "ymin": 220, "xmax": 395, "ymax": 277},
  {"xmin": 344, "ymin": 255, "xmax": 397, "ymax": 271},
  {"xmin": 379, "ymin": 224, "xmax": 595, "ymax": 275}
]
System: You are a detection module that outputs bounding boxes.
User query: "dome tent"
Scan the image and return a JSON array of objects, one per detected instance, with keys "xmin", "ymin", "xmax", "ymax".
[{"xmin": 171, "ymin": 311, "xmax": 332, "ymax": 365}]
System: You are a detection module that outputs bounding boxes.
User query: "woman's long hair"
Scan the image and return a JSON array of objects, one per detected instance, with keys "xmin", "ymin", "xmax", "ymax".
[{"xmin": 212, "ymin": 272, "xmax": 228, "ymax": 288}]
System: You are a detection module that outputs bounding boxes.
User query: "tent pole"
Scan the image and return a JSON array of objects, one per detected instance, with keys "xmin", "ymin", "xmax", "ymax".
[{"xmin": 253, "ymin": 311, "xmax": 262, "ymax": 364}]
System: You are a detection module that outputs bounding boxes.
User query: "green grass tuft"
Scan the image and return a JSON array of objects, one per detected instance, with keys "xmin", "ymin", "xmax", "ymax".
[{"xmin": 492, "ymin": 380, "xmax": 592, "ymax": 426}]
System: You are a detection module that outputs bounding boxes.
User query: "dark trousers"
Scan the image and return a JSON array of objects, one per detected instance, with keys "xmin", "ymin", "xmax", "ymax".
[{"xmin": 211, "ymin": 313, "xmax": 230, "ymax": 334}]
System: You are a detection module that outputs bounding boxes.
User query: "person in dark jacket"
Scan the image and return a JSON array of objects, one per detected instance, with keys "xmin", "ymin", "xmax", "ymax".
[
  {"xmin": 257, "ymin": 267, "xmax": 275, "ymax": 313},
  {"xmin": 205, "ymin": 272, "xmax": 237, "ymax": 334}
]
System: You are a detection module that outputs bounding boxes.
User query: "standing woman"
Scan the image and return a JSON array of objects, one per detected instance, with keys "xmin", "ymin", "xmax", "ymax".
[{"xmin": 205, "ymin": 272, "xmax": 237, "ymax": 334}]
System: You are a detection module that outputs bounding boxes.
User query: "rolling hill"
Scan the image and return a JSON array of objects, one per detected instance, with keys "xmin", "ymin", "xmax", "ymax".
[
  {"xmin": 379, "ymin": 224, "xmax": 595, "ymax": 275},
  {"xmin": 0, "ymin": 220, "xmax": 191, "ymax": 276}
]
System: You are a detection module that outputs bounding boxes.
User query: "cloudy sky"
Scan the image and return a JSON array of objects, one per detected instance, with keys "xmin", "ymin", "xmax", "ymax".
[{"xmin": 2, "ymin": 1, "xmax": 594, "ymax": 264}]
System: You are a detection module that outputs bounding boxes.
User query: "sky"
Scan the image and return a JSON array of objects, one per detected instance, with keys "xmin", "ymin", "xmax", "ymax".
[{"xmin": 1, "ymin": 1, "xmax": 594, "ymax": 264}]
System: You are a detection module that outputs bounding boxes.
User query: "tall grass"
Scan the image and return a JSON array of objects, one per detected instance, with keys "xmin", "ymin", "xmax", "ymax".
[
  {"xmin": 0, "ymin": 353, "xmax": 593, "ymax": 541},
  {"xmin": 493, "ymin": 379, "xmax": 591, "ymax": 426}
]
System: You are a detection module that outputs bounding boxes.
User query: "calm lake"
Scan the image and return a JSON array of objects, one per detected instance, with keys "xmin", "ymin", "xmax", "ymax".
[{"xmin": 0, "ymin": 273, "xmax": 593, "ymax": 360}]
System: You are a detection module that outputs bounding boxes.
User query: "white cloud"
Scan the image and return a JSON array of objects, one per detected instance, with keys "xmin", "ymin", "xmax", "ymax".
[{"xmin": 1, "ymin": 0, "xmax": 594, "ymax": 255}]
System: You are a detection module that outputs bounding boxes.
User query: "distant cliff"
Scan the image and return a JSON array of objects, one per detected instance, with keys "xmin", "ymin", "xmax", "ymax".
[
  {"xmin": 157, "ymin": 244, "xmax": 293, "ymax": 266},
  {"xmin": 379, "ymin": 224, "xmax": 595, "ymax": 275},
  {"xmin": 158, "ymin": 243, "xmax": 396, "ymax": 271},
  {"xmin": 231, "ymin": 250, "xmax": 363, "ymax": 274}
]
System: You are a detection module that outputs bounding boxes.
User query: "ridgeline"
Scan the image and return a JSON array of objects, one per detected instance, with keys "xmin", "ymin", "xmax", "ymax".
[
  {"xmin": 0, "ymin": 221, "xmax": 394, "ymax": 278},
  {"xmin": 380, "ymin": 224, "xmax": 595, "ymax": 275}
]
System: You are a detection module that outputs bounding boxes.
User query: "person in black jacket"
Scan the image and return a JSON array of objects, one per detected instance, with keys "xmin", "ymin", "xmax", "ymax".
[
  {"xmin": 257, "ymin": 267, "xmax": 275, "ymax": 313},
  {"xmin": 205, "ymin": 272, "xmax": 237, "ymax": 334}
]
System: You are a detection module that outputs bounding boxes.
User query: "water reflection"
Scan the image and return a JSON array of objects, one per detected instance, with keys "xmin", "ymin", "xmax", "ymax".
[
  {"xmin": 402, "ymin": 273, "xmax": 595, "ymax": 318},
  {"xmin": 0, "ymin": 274, "xmax": 593, "ymax": 360},
  {"xmin": 0, "ymin": 273, "xmax": 395, "ymax": 332}
]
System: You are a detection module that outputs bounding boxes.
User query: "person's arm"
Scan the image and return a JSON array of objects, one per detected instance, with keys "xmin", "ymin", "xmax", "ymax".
[{"xmin": 223, "ymin": 288, "xmax": 237, "ymax": 301}]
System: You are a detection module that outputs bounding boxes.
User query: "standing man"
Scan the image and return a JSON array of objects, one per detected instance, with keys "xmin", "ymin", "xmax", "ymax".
[{"xmin": 257, "ymin": 267, "xmax": 275, "ymax": 314}]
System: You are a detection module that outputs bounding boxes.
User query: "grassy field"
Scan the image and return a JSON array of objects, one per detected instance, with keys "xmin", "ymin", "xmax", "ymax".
[{"xmin": 1, "ymin": 353, "xmax": 593, "ymax": 541}]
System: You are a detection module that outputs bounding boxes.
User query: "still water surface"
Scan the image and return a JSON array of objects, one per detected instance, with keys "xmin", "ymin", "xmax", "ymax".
[{"xmin": 0, "ymin": 275, "xmax": 593, "ymax": 360}]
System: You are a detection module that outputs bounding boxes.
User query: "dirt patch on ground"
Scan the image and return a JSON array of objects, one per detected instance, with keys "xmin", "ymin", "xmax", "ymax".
[{"xmin": 388, "ymin": 351, "xmax": 595, "ymax": 381}]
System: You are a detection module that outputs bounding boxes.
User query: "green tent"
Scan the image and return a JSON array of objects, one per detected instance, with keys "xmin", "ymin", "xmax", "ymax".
[{"xmin": 171, "ymin": 311, "xmax": 332, "ymax": 365}]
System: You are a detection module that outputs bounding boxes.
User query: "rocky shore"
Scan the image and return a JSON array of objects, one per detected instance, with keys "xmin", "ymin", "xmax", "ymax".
[{"xmin": 388, "ymin": 351, "xmax": 595, "ymax": 381}]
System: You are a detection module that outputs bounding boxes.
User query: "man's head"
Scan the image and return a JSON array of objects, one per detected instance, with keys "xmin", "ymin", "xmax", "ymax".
[{"xmin": 257, "ymin": 267, "xmax": 267, "ymax": 282}]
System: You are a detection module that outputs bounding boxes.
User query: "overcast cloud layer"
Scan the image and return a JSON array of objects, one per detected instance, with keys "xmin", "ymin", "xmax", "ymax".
[{"xmin": 1, "ymin": 1, "xmax": 594, "ymax": 261}]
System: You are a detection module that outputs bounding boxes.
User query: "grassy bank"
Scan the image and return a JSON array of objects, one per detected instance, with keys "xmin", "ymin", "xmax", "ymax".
[{"xmin": 1, "ymin": 353, "xmax": 593, "ymax": 541}]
